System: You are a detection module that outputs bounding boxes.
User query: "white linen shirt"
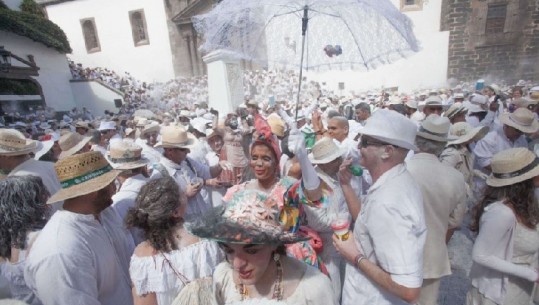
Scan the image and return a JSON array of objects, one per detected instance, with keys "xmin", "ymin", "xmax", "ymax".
[
  {"xmin": 342, "ymin": 164, "xmax": 426, "ymax": 305},
  {"xmin": 112, "ymin": 174, "xmax": 149, "ymax": 245},
  {"xmin": 24, "ymin": 208, "xmax": 135, "ymax": 305},
  {"xmin": 473, "ymin": 128, "xmax": 528, "ymax": 169}
]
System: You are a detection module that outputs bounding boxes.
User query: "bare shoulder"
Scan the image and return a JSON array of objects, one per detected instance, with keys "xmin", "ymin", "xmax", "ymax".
[
  {"xmin": 133, "ymin": 241, "xmax": 157, "ymax": 258},
  {"xmin": 178, "ymin": 230, "xmax": 200, "ymax": 248}
]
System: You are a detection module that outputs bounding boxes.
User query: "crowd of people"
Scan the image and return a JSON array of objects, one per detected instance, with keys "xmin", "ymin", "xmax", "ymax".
[{"xmin": 1, "ymin": 72, "xmax": 539, "ymax": 305}]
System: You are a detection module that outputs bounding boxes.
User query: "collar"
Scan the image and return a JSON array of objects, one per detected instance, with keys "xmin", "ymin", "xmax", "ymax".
[
  {"xmin": 367, "ymin": 163, "xmax": 406, "ymax": 195},
  {"xmin": 409, "ymin": 152, "xmax": 440, "ymax": 162}
]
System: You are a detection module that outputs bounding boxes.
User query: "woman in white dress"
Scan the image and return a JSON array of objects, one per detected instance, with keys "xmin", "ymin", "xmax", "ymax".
[
  {"xmin": 127, "ymin": 177, "xmax": 224, "ymax": 305},
  {"xmin": 0, "ymin": 176, "xmax": 50, "ymax": 305},
  {"xmin": 466, "ymin": 148, "xmax": 539, "ymax": 305},
  {"xmin": 187, "ymin": 189, "xmax": 336, "ymax": 305}
]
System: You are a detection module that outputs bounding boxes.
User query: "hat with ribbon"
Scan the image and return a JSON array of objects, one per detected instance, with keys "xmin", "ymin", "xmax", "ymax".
[
  {"xmin": 447, "ymin": 122, "xmax": 488, "ymax": 146},
  {"xmin": 186, "ymin": 190, "xmax": 309, "ymax": 245},
  {"xmin": 106, "ymin": 140, "xmax": 148, "ymax": 170},
  {"xmin": 444, "ymin": 102, "xmax": 468, "ymax": 119},
  {"xmin": 417, "ymin": 114, "xmax": 451, "ymax": 142},
  {"xmin": 499, "ymin": 108, "xmax": 539, "ymax": 134},
  {"xmin": 47, "ymin": 151, "xmax": 120, "ymax": 204},
  {"xmin": 486, "ymin": 148, "xmax": 539, "ymax": 187},
  {"xmin": 308, "ymin": 137, "xmax": 344, "ymax": 164},
  {"xmin": 154, "ymin": 126, "xmax": 198, "ymax": 149},
  {"xmin": 0, "ymin": 129, "xmax": 38, "ymax": 156},
  {"xmin": 58, "ymin": 132, "xmax": 93, "ymax": 160}
]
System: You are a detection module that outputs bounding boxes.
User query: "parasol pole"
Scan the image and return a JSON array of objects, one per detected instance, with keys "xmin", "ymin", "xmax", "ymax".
[{"xmin": 295, "ymin": 5, "xmax": 309, "ymax": 121}]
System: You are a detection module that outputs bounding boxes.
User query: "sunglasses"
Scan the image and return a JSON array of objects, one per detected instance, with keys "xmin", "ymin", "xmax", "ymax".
[{"xmin": 359, "ymin": 137, "xmax": 394, "ymax": 148}]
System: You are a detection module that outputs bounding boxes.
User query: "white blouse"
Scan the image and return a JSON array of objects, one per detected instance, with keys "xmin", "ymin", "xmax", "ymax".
[{"xmin": 130, "ymin": 240, "xmax": 224, "ymax": 305}]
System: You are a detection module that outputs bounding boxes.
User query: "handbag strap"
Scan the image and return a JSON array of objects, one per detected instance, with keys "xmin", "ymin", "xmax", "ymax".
[{"xmin": 161, "ymin": 252, "xmax": 190, "ymax": 286}]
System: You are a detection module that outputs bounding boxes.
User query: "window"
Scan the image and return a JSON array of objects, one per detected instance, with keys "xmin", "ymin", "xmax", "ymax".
[
  {"xmin": 80, "ymin": 18, "xmax": 101, "ymax": 53},
  {"xmin": 400, "ymin": 0, "xmax": 423, "ymax": 12},
  {"xmin": 129, "ymin": 10, "xmax": 149, "ymax": 46},
  {"xmin": 485, "ymin": 4, "xmax": 507, "ymax": 34}
]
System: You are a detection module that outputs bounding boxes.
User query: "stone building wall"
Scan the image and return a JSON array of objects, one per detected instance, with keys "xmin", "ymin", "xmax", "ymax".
[{"xmin": 442, "ymin": 0, "xmax": 539, "ymax": 83}]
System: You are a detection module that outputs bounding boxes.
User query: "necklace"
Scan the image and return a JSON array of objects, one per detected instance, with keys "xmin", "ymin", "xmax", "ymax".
[{"xmin": 238, "ymin": 258, "xmax": 283, "ymax": 300}]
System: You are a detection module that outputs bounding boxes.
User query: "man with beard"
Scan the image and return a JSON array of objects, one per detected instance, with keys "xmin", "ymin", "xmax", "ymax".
[{"xmin": 24, "ymin": 151, "xmax": 135, "ymax": 305}]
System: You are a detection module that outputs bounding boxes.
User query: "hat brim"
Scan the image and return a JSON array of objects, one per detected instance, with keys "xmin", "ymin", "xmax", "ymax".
[
  {"xmin": 154, "ymin": 133, "xmax": 198, "ymax": 149},
  {"xmin": 360, "ymin": 130, "xmax": 417, "ymax": 151},
  {"xmin": 0, "ymin": 140, "xmax": 38, "ymax": 156},
  {"xmin": 448, "ymin": 126, "xmax": 489, "ymax": 145},
  {"xmin": 34, "ymin": 140, "xmax": 54, "ymax": 160},
  {"xmin": 58, "ymin": 136, "xmax": 92, "ymax": 160},
  {"xmin": 47, "ymin": 169, "xmax": 121, "ymax": 204},
  {"xmin": 308, "ymin": 148, "xmax": 345, "ymax": 164},
  {"xmin": 418, "ymin": 103, "xmax": 448, "ymax": 112},
  {"xmin": 106, "ymin": 156, "xmax": 149, "ymax": 170},
  {"xmin": 486, "ymin": 163, "xmax": 539, "ymax": 187},
  {"xmin": 499, "ymin": 113, "xmax": 539, "ymax": 134},
  {"xmin": 416, "ymin": 131, "xmax": 448, "ymax": 142}
]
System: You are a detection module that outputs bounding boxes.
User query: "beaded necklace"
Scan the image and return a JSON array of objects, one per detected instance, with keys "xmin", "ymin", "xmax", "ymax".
[{"xmin": 238, "ymin": 258, "xmax": 283, "ymax": 301}]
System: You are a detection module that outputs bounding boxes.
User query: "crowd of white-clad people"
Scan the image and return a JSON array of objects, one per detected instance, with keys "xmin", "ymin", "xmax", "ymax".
[{"xmin": 2, "ymin": 65, "xmax": 539, "ymax": 305}]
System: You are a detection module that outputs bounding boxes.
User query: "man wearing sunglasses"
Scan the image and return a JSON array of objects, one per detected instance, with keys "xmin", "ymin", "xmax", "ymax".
[{"xmin": 334, "ymin": 109, "xmax": 426, "ymax": 305}]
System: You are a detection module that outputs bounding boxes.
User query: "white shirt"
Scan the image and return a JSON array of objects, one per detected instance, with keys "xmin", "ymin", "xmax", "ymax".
[
  {"xmin": 473, "ymin": 128, "xmax": 528, "ymax": 169},
  {"xmin": 112, "ymin": 174, "xmax": 149, "ymax": 245},
  {"xmin": 342, "ymin": 164, "xmax": 426, "ymax": 305},
  {"xmin": 24, "ymin": 208, "xmax": 135, "ymax": 305},
  {"xmin": 151, "ymin": 157, "xmax": 211, "ymax": 221},
  {"xmin": 188, "ymin": 138, "xmax": 211, "ymax": 166},
  {"xmin": 135, "ymin": 138, "xmax": 162, "ymax": 168}
]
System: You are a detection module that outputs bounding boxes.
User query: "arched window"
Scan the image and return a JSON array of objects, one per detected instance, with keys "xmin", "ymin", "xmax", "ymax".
[
  {"xmin": 129, "ymin": 10, "xmax": 149, "ymax": 46},
  {"xmin": 80, "ymin": 18, "xmax": 101, "ymax": 53}
]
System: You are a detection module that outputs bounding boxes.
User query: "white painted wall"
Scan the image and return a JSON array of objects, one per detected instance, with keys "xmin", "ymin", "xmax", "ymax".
[
  {"xmin": 307, "ymin": 0, "xmax": 450, "ymax": 93},
  {"xmin": 44, "ymin": 0, "xmax": 175, "ymax": 83},
  {"xmin": 1, "ymin": 30, "xmax": 77, "ymax": 111},
  {"xmin": 70, "ymin": 80, "xmax": 123, "ymax": 116},
  {"xmin": 4, "ymin": 0, "xmax": 22, "ymax": 10}
]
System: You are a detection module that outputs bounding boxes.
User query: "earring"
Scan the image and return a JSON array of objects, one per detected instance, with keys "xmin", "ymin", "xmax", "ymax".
[{"xmin": 273, "ymin": 253, "xmax": 280, "ymax": 262}]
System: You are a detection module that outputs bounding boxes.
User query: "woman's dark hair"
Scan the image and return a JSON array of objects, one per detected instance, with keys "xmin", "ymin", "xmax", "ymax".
[
  {"xmin": 0, "ymin": 176, "xmax": 50, "ymax": 258},
  {"xmin": 125, "ymin": 177, "xmax": 185, "ymax": 252},
  {"xmin": 471, "ymin": 178, "xmax": 539, "ymax": 232},
  {"xmin": 218, "ymin": 242, "xmax": 286, "ymax": 261}
]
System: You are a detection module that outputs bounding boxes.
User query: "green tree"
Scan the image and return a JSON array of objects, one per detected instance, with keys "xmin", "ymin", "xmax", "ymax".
[
  {"xmin": 0, "ymin": 1, "xmax": 8, "ymax": 10},
  {"xmin": 20, "ymin": 0, "xmax": 45, "ymax": 18}
]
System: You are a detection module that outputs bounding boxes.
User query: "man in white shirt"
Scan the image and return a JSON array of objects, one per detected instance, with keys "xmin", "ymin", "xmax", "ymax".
[
  {"xmin": 334, "ymin": 109, "xmax": 426, "ymax": 305},
  {"xmin": 24, "ymin": 151, "xmax": 135, "ymax": 305}
]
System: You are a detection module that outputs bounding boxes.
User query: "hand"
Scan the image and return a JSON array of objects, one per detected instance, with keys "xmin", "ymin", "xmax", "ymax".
[
  {"xmin": 332, "ymin": 233, "xmax": 361, "ymax": 265},
  {"xmin": 489, "ymin": 101, "xmax": 500, "ymax": 112},
  {"xmin": 185, "ymin": 183, "xmax": 202, "ymax": 198},
  {"xmin": 205, "ymin": 178, "xmax": 222, "ymax": 187},
  {"xmin": 338, "ymin": 158, "xmax": 353, "ymax": 186},
  {"xmin": 288, "ymin": 129, "xmax": 307, "ymax": 157},
  {"xmin": 219, "ymin": 160, "xmax": 233, "ymax": 171}
]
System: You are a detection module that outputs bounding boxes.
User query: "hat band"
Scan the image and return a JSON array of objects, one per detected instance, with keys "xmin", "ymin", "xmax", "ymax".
[
  {"xmin": 418, "ymin": 126, "xmax": 447, "ymax": 138},
  {"xmin": 109, "ymin": 156, "xmax": 142, "ymax": 163},
  {"xmin": 493, "ymin": 157, "xmax": 539, "ymax": 180},
  {"xmin": 61, "ymin": 164, "xmax": 113, "ymax": 188},
  {"xmin": 0, "ymin": 142, "xmax": 26, "ymax": 151},
  {"xmin": 162, "ymin": 139, "xmax": 190, "ymax": 146}
]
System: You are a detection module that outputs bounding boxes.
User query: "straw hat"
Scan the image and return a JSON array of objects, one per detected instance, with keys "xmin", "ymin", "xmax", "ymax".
[
  {"xmin": 447, "ymin": 122, "xmax": 488, "ymax": 145},
  {"xmin": 58, "ymin": 132, "xmax": 93, "ymax": 160},
  {"xmin": 486, "ymin": 148, "xmax": 539, "ymax": 187},
  {"xmin": 360, "ymin": 109, "xmax": 417, "ymax": 150},
  {"xmin": 444, "ymin": 102, "xmax": 467, "ymax": 119},
  {"xmin": 98, "ymin": 121, "xmax": 116, "ymax": 131},
  {"xmin": 186, "ymin": 190, "xmax": 309, "ymax": 245},
  {"xmin": 405, "ymin": 99, "xmax": 418, "ymax": 109},
  {"xmin": 499, "ymin": 108, "xmax": 539, "ymax": 134},
  {"xmin": 511, "ymin": 98, "xmax": 532, "ymax": 109},
  {"xmin": 106, "ymin": 140, "xmax": 148, "ymax": 170},
  {"xmin": 125, "ymin": 128, "xmax": 135, "ymax": 137},
  {"xmin": 0, "ymin": 129, "xmax": 38, "ymax": 156},
  {"xmin": 417, "ymin": 114, "xmax": 451, "ymax": 142},
  {"xmin": 34, "ymin": 132, "xmax": 61, "ymax": 160},
  {"xmin": 267, "ymin": 114, "xmax": 285, "ymax": 138},
  {"xmin": 75, "ymin": 121, "xmax": 91, "ymax": 130},
  {"xmin": 47, "ymin": 151, "xmax": 120, "ymax": 204},
  {"xmin": 308, "ymin": 137, "xmax": 344, "ymax": 164},
  {"xmin": 140, "ymin": 123, "xmax": 160, "ymax": 137},
  {"xmin": 205, "ymin": 128, "xmax": 223, "ymax": 139},
  {"xmin": 418, "ymin": 96, "xmax": 444, "ymax": 111},
  {"xmin": 154, "ymin": 126, "xmax": 198, "ymax": 149}
]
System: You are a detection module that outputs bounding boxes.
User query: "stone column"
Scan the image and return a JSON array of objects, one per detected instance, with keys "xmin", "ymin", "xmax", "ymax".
[{"xmin": 203, "ymin": 50, "xmax": 244, "ymax": 115}]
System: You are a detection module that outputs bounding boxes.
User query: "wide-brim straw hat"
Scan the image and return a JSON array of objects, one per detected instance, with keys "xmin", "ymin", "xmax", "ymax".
[
  {"xmin": 499, "ymin": 108, "xmax": 539, "ymax": 134},
  {"xmin": 308, "ymin": 137, "xmax": 344, "ymax": 164},
  {"xmin": 486, "ymin": 148, "xmax": 539, "ymax": 187},
  {"xmin": 444, "ymin": 102, "xmax": 467, "ymax": 119},
  {"xmin": 141, "ymin": 123, "xmax": 160, "ymax": 137},
  {"xmin": 416, "ymin": 114, "xmax": 451, "ymax": 142},
  {"xmin": 418, "ymin": 96, "xmax": 447, "ymax": 112},
  {"xmin": 186, "ymin": 190, "xmax": 309, "ymax": 245},
  {"xmin": 0, "ymin": 129, "xmax": 38, "ymax": 156},
  {"xmin": 447, "ymin": 122, "xmax": 489, "ymax": 145},
  {"xmin": 155, "ymin": 125, "xmax": 198, "ymax": 149},
  {"xmin": 58, "ymin": 132, "xmax": 93, "ymax": 160},
  {"xmin": 106, "ymin": 140, "xmax": 149, "ymax": 170},
  {"xmin": 48, "ymin": 151, "xmax": 120, "ymax": 204},
  {"xmin": 360, "ymin": 109, "xmax": 418, "ymax": 151}
]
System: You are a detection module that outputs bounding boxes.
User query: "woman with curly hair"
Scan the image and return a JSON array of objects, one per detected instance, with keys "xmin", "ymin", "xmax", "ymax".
[
  {"xmin": 466, "ymin": 148, "xmax": 539, "ymax": 305},
  {"xmin": 0, "ymin": 176, "xmax": 50, "ymax": 305},
  {"xmin": 126, "ymin": 176, "xmax": 223, "ymax": 305}
]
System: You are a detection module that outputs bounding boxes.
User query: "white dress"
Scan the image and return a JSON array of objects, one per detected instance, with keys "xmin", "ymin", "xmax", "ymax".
[{"xmin": 130, "ymin": 240, "xmax": 224, "ymax": 305}]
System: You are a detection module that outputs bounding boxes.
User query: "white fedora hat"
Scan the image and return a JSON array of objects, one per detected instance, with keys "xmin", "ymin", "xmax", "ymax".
[
  {"xmin": 487, "ymin": 148, "xmax": 539, "ymax": 187},
  {"xmin": 308, "ymin": 137, "xmax": 344, "ymax": 164},
  {"xmin": 0, "ymin": 129, "xmax": 38, "ymax": 156},
  {"xmin": 499, "ymin": 108, "xmax": 539, "ymax": 134},
  {"xmin": 417, "ymin": 114, "xmax": 451, "ymax": 142},
  {"xmin": 447, "ymin": 122, "xmax": 488, "ymax": 146},
  {"xmin": 98, "ymin": 121, "xmax": 116, "ymax": 131},
  {"xmin": 444, "ymin": 102, "xmax": 468, "ymax": 119},
  {"xmin": 360, "ymin": 109, "xmax": 417, "ymax": 151},
  {"xmin": 106, "ymin": 140, "xmax": 148, "ymax": 170},
  {"xmin": 154, "ymin": 126, "xmax": 198, "ymax": 149},
  {"xmin": 418, "ymin": 96, "xmax": 445, "ymax": 112}
]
